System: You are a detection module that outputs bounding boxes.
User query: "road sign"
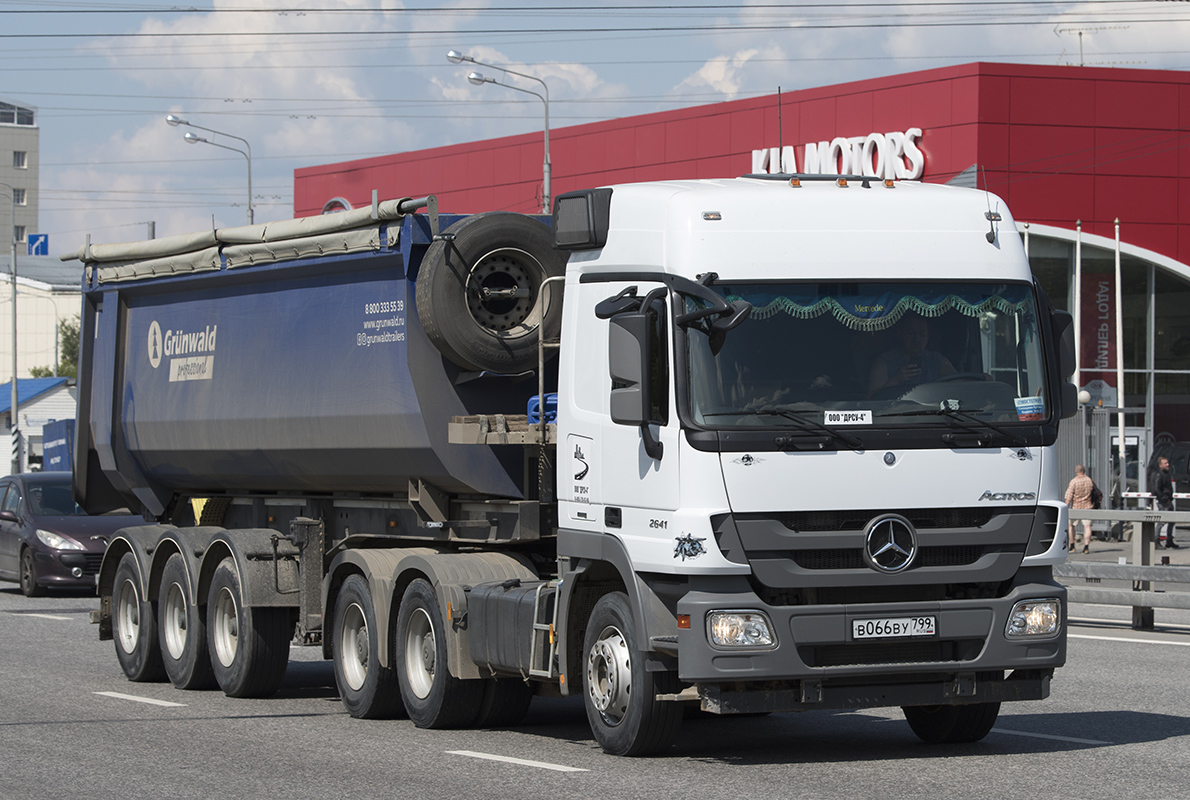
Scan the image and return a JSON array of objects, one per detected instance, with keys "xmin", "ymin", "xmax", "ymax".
[{"xmin": 27, "ymin": 234, "xmax": 48, "ymax": 256}]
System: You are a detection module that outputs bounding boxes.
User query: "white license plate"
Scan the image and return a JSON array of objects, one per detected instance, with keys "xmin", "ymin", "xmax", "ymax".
[{"xmin": 852, "ymin": 616, "xmax": 936, "ymax": 640}]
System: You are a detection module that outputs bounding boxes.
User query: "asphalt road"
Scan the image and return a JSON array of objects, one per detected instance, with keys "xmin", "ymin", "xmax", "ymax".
[{"xmin": 2, "ymin": 585, "xmax": 1189, "ymax": 800}]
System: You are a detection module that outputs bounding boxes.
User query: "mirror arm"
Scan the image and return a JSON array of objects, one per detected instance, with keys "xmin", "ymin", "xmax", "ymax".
[{"xmin": 640, "ymin": 423, "xmax": 664, "ymax": 460}]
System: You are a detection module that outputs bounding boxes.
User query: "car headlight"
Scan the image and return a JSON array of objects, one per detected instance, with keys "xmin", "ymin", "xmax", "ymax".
[
  {"xmin": 36, "ymin": 529, "xmax": 84, "ymax": 551},
  {"xmin": 1005, "ymin": 598, "xmax": 1061, "ymax": 638},
  {"xmin": 707, "ymin": 610, "xmax": 776, "ymax": 648}
]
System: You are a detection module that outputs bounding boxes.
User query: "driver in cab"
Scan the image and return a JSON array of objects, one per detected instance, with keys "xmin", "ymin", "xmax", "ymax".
[{"xmin": 867, "ymin": 315, "xmax": 955, "ymax": 397}]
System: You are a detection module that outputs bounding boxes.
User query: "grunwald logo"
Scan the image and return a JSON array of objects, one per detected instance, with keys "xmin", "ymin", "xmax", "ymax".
[
  {"xmin": 978, "ymin": 490, "xmax": 1037, "ymax": 501},
  {"xmin": 148, "ymin": 320, "xmax": 218, "ymax": 382}
]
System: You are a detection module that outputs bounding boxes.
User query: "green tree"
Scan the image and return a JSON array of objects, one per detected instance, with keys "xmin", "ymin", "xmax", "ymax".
[{"xmin": 29, "ymin": 315, "xmax": 80, "ymax": 379}]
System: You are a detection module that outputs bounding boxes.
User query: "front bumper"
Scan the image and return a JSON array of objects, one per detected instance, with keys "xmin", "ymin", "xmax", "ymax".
[
  {"xmin": 33, "ymin": 549, "xmax": 104, "ymax": 589},
  {"xmin": 675, "ymin": 574, "xmax": 1065, "ymax": 711}
]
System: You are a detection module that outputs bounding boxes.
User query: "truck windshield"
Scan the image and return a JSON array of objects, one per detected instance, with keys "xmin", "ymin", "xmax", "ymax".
[{"xmin": 686, "ymin": 281, "xmax": 1050, "ymax": 428}]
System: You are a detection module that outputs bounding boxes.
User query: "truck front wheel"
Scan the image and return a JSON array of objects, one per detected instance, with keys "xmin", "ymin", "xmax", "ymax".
[
  {"xmin": 582, "ymin": 592, "xmax": 682, "ymax": 756},
  {"xmin": 395, "ymin": 578, "xmax": 483, "ymax": 728},
  {"xmin": 207, "ymin": 557, "xmax": 291, "ymax": 698},
  {"xmin": 113, "ymin": 552, "xmax": 166, "ymax": 682},
  {"xmin": 902, "ymin": 702, "xmax": 1001, "ymax": 744},
  {"xmin": 332, "ymin": 575, "xmax": 406, "ymax": 719},
  {"xmin": 158, "ymin": 553, "xmax": 216, "ymax": 690}
]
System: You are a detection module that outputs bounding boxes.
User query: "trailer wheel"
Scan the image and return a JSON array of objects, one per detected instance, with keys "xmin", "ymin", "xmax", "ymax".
[
  {"xmin": 332, "ymin": 575, "xmax": 406, "ymax": 719},
  {"xmin": 582, "ymin": 592, "xmax": 683, "ymax": 756},
  {"xmin": 157, "ymin": 553, "xmax": 216, "ymax": 690},
  {"xmin": 207, "ymin": 557, "xmax": 291, "ymax": 698},
  {"xmin": 416, "ymin": 212, "xmax": 565, "ymax": 374},
  {"xmin": 395, "ymin": 578, "xmax": 484, "ymax": 728},
  {"xmin": 19, "ymin": 546, "xmax": 44, "ymax": 597},
  {"xmin": 902, "ymin": 702, "xmax": 1001, "ymax": 744},
  {"xmin": 112, "ymin": 551, "xmax": 166, "ymax": 682},
  {"xmin": 474, "ymin": 678, "xmax": 533, "ymax": 728}
]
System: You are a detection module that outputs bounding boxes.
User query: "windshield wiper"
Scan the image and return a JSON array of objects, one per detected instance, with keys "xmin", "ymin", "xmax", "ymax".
[
  {"xmin": 881, "ymin": 406, "xmax": 1027, "ymax": 447},
  {"xmin": 754, "ymin": 407, "xmax": 865, "ymax": 451},
  {"xmin": 700, "ymin": 408, "xmax": 863, "ymax": 450}
]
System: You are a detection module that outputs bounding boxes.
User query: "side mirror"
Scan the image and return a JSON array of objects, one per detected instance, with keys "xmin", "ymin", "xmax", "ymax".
[
  {"xmin": 1052, "ymin": 310, "xmax": 1076, "ymax": 381},
  {"xmin": 609, "ymin": 313, "xmax": 649, "ymax": 427},
  {"xmin": 606, "ymin": 288, "xmax": 666, "ymax": 460},
  {"xmin": 0, "ymin": 510, "xmax": 17, "ymax": 523}
]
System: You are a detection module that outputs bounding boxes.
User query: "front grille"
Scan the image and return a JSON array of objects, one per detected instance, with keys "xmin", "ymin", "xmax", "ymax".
[
  {"xmin": 790, "ymin": 544, "xmax": 987, "ymax": 571},
  {"xmin": 798, "ymin": 638, "xmax": 984, "ymax": 668},
  {"xmin": 776, "ymin": 507, "xmax": 1002, "ymax": 532}
]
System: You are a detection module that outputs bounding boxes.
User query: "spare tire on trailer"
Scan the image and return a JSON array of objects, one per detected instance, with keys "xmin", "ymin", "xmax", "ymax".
[{"xmin": 416, "ymin": 212, "xmax": 566, "ymax": 374}]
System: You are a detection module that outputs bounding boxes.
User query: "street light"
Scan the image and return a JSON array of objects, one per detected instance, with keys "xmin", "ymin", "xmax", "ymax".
[
  {"xmin": 165, "ymin": 115, "xmax": 255, "ymax": 224},
  {"xmin": 0, "ymin": 181, "xmax": 18, "ymax": 473},
  {"xmin": 447, "ymin": 51, "xmax": 551, "ymax": 214}
]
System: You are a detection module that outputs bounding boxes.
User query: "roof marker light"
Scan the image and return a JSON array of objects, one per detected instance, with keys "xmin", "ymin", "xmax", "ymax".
[
  {"xmin": 789, "ymin": 177, "xmax": 801, "ymax": 187},
  {"xmin": 836, "ymin": 178, "xmax": 848, "ymax": 188},
  {"xmin": 884, "ymin": 179, "xmax": 896, "ymax": 188},
  {"xmin": 702, "ymin": 211, "xmax": 722, "ymax": 221}
]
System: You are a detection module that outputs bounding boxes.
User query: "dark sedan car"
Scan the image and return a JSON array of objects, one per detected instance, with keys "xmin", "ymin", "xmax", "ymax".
[{"xmin": 0, "ymin": 472, "xmax": 143, "ymax": 596}]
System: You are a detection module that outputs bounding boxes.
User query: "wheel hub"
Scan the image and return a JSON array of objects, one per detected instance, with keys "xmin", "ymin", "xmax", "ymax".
[
  {"xmin": 587, "ymin": 625, "xmax": 632, "ymax": 725},
  {"xmin": 465, "ymin": 249, "xmax": 541, "ymax": 335}
]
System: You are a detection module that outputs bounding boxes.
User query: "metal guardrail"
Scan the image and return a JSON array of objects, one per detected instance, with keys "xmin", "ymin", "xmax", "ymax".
[{"xmin": 1063, "ymin": 508, "xmax": 1190, "ymax": 629}]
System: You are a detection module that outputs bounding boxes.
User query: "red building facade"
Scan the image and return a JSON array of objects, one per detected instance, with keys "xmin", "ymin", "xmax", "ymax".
[{"xmin": 296, "ymin": 62, "xmax": 1190, "ymax": 477}]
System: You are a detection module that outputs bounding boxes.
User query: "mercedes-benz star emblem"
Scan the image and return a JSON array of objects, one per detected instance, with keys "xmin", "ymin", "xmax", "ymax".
[{"xmin": 864, "ymin": 515, "xmax": 917, "ymax": 573}]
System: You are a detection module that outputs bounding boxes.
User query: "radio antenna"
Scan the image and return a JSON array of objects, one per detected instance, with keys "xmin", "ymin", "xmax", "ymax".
[{"xmin": 777, "ymin": 86, "xmax": 783, "ymax": 172}]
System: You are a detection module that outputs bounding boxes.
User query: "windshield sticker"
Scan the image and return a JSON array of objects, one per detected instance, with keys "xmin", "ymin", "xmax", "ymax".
[
  {"xmin": 825, "ymin": 410, "xmax": 872, "ymax": 426},
  {"xmin": 1014, "ymin": 396, "xmax": 1045, "ymax": 421}
]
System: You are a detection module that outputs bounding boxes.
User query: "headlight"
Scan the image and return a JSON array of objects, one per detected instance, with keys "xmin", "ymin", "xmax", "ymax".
[
  {"xmin": 36, "ymin": 529, "xmax": 84, "ymax": 551},
  {"xmin": 1005, "ymin": 598, "xmax": 1061, "ymax": 638},
  {"xmin": 707, "ymin": 610, "xmax": 776, "ymax": 648}
]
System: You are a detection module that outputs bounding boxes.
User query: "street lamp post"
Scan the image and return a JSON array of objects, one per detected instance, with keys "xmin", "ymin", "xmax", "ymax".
[
  {"xmin": 447, "ymin": 51, "xmax": 551, "ymax": 214},
  {"xmin": 165, "ymin": 115, "xmax": 254, "ymax": 225},
  {"xmin": 0, "ymin": 182, "xmax": 18, "ymax": 473}
]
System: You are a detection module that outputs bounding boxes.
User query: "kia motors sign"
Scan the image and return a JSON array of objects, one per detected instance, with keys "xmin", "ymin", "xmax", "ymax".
[{"xmin": 752, "ymin": 128, "xmax": 925, "ymax": 180}]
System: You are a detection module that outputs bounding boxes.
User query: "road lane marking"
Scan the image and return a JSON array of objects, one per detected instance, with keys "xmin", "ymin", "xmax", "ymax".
[
  {"xmin": 1071, "ymin": 633, "xmax": 1190, "ymax": 647},
  {"xmin": 446, "ymin": 750, "xmax": 587, "ymax": 773},
  {"xmin": 992, "ymin": 728, "xmax": 1110, "ymax": 746},
  {"xmin": 13, "ymin": 613, "xmax": 71, "ymax": 620},
  {"xmin": 93, "ymin": 691, "xmax": 186, "ymax": 708}
]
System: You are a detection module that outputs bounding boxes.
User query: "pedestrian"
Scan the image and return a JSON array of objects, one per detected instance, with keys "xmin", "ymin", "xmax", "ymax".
[
  {"xmin": 1153, "ymin": 456, "xmax": 1179, "ymax": 549},
  {"xmin": 1065, "ymin": 464, "xmax": 1094, "ymax": 554}
]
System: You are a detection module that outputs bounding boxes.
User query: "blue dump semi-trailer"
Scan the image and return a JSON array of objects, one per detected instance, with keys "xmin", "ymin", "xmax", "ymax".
[{"xmin": 70, "ymin": 182, "xmax": 1075, "ymax": 756}]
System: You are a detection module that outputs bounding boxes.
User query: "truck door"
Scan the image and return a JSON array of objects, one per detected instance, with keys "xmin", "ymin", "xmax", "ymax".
[{"xmin": 599, "ymin": 286, "xmax": 680, "ymax": 522}]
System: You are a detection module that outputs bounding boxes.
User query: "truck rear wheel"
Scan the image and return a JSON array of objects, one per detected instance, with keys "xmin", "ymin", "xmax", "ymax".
[
  {"xmin": 395, "ymin": 578, "xmax": 484, "ymax": 728},
  {"xmin": 416, "ymin": 212, "xmax": 565, "ymax": 374},
  {"xmin": 207, "ymin": 557, "xmax": 291, "ymax": 698},
  {"xmin": 158, "ymin": 553, "xmax": 216, "ymax": 690},
  {"xmin": 582, "ymin": 592, "xmax": 683, "ymax": 756},
  {"xmin": 902, "ymin": 702, "xmax": 1001, "ymax": 744},
  {"xmin": 112, "ymin": 552, "xmax": 165, "ymax": 682},
  {"xmin": 332, "ymin": 575, "xmax": 406, "ymax": 719}
]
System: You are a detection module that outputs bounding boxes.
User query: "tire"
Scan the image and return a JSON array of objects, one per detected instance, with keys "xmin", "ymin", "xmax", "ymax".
[
  {"xmin": 332, "ymin": 575, "xmax": 406, "ymax": 719},
  {"xmin": 902, "ymin": 702, "xmax": 1001, "ymax": 744},
  {"xmin": 206, "ymin": 557, "xmax": 291, "ymax": 698},
  {"xmin": 394, "ymin": 578, "xmax": 484, "ymax": 729},
  {"xmin": 19, "ymin": 547, "xmax": 44, "ymax": 598},
  {"xmin": 112, "ymin": 551, "xmax": 166, "ymax": 682},
  {"xmin": 157, "ymin": 553, "xmax": 216, "ymax": 690},
  {"xmin": 474, "ymin": 678, "xmax": 534, "ymax": 728},
  {"xmin": 582, "ymin": 592, "xmax": 683, "ymax": 756},
  {"xmin": 416, "ymin": 212, "xmax": 566, "ymax": 373}
]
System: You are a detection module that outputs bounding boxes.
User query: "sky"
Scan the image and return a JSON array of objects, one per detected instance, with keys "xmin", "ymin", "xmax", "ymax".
[{"xmin": 3, "ymin": 0, "xmax": 1189, "ymax": 253}]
